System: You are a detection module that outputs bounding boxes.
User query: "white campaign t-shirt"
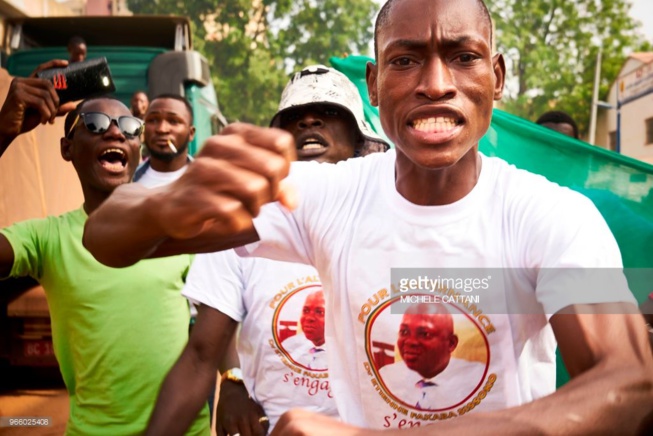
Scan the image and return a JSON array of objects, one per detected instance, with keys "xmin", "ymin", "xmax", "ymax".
[
  {"xmin": 238, "ymin": 150, "xmax": 636, "ymax": 429},
  {"xmin": 182, "ymin": 251, "xmax": 338, "ymax": 431},
  {"xmin": 136, "ymin": 165, "xmax": 188, "ymax": 189}
]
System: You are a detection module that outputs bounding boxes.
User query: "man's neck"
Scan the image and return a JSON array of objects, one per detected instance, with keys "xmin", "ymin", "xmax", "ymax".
[
  {"xmin": 148, "ymin": 154, "xmax": 189, "ymax": 172},
  {"xmin": 394, "ymin": 148, "xmax": 482, "ymax": 206},
  {"xmin": 82, "ymin": 190, "xmax": 110, "ymax": 216}
]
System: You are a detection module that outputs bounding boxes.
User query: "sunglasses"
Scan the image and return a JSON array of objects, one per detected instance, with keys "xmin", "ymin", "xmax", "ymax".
[{"xmin": 66, "ymin": 112, "xmax": 144, "ymax": 139}]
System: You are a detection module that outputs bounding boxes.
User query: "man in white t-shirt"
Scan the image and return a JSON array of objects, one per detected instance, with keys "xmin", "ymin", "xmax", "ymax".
[
  {"xmin": 133, "ymin": 94, "xmax": 195, "ymax": 188},
  {"xmin": 133, "ymin": 93, "xmax": 199, "ymax": 322},
  {"xmin": 141, "ymin": 66, "xmax": 389, "ymax": 436},
  {"xmin": 84, "ymin": 0, "xmax": 653, "ymax": 433}
]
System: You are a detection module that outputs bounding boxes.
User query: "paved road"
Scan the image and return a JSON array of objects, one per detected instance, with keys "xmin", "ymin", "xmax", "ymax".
[{"xmin": 0, "ymin": 366, "xmax": 68, "ymax": 435}]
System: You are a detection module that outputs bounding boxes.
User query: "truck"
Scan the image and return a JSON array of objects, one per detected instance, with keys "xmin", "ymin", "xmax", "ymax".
[{"xmin": 0, "ymin": 15, "xmax": 227, "ymax": 368}]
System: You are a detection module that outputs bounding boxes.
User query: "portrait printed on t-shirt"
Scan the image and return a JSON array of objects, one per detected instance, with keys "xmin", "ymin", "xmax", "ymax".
[
  {"xmin": 274, "ymin": 284, "xmax": 328, "ymax": 372},
  {"xmin": 367, "ymin": 297, "xmax": 489, "ymax": 411}
]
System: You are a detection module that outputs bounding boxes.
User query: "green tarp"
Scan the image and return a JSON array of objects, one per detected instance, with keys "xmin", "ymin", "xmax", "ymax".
[{"xmin": 331, "ymin": 54, "xmax": 653, "ymax": 386}]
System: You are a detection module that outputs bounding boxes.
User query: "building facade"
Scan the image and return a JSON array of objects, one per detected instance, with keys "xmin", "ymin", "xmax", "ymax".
[{"xmin": 596, "ymin": 52, "xmax": 653, "ymax": 165}]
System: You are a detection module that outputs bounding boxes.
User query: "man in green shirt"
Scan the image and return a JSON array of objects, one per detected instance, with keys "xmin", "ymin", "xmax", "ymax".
[{"xmin": 0, "ymin": 67, "xmax": 209, "ymax": 435}]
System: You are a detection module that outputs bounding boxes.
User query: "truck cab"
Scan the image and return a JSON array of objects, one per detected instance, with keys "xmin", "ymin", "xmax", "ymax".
[
  {"xmin": 2, "ymin": 15, "xmax": 227, "ymax": 154},
  {"xmin": 0, "ymin": 15, "xmax": 227, "ymax": 368}
]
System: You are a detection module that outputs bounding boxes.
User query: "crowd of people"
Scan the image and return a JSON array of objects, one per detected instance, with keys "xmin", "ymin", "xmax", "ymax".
[{"xmin": 1, "ymin": 0, "xmax": 652, "ymax": 435}]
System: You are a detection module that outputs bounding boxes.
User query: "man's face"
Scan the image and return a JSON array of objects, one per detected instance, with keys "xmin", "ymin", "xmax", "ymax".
[
  {"xmin": 69, "ymin": 44, "xmax": 87, "ymax": 63},
  {"xmin": 300, "ymin": 291, "xmax": 326, "ymax": 347},
  {"xmin": 143, "ymin": 98, "xmax": 195, "ymax": 162},
  {"xmin": 397, "ymin": 312, "xmax": 458, "ymax": 379},
  {"xmin": 367, "ymin": 0, "xmax": 504, "ymax": 170},
  {"xmin": 62, "ymin": 99, "xmax": 141, "ymax": 194},
  {"xmin": 279, "ymin": 104, "xmax": 360, "ymax": 164},
  {"xmin": 131, "ymin": 93, "xmax": 149, "ymax": 119}
]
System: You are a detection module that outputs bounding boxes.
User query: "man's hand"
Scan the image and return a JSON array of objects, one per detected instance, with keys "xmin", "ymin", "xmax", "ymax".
[
  {"xmin": 216, "ymin": 380, "xmax": 269, "ymax": 436},
  {"xmin": 84, "ymin": 122, "xmax": 297, "ymax": 267},
  {"xmin": 271, "ymin": 409, "xmax": 373, "ymax": 436},
  {"xmin": 0, "ymin": 59, "xmax": 76, "ymax": 153},
  {"xmin": 152, "ymin": 122, "xmax": 297, "ymax": 241}
]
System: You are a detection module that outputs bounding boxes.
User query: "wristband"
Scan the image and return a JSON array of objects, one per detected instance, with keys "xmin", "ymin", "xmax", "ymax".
[{"xmin": 221, "ymin": 368, "xmax": 244, "ymax": 385}]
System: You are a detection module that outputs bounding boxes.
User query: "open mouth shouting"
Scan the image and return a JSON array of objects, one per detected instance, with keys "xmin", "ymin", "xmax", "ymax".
[
  {"xmin": 98, "ymin": 148, "xmax": 128, "ymax": 174},
  {"xmin": 295, "ymin": 132, "xmax": 330, "ymax": 159}
]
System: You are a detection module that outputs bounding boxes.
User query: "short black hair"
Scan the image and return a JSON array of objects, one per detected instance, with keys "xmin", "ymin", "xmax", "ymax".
[
  {"xmin": 64, "ymin": 96, "xmax": 125, "ymax": 139},
  {"xmin": 535, "ymin": 111, "xmax": 579, "ymax": 139},
  {"xmin": 67, "ymin": 35, "xmax": 86, "ymax": 50},
  {"xmin": 373, "ymin": 0, "xmax": 493, "ymax": 60},
  {"xmin": 150, "ymin": 93, "xmax": 194, "ymax": 124}
]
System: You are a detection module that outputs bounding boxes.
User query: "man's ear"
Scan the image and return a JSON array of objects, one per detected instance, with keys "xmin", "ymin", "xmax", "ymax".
[
  {"xmin": 449, "ymin": 334, "xmax": 459, "ymax": 352},
  {"xmin": 366, "ymin": 61, "xmax": 379, "ymax": 107},
  {"xmin": 61, "ymin": 137, "xmax": 73, "ymax": 161},
  {"xmin": 492, "ymin": 53, "xmax": 506, "ymax": 101},
  {"xmin": 189, "ymin": 125, "xmax": 196, "ymax": 143}
]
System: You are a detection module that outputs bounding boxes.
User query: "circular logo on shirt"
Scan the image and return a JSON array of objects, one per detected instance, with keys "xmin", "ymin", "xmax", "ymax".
[
  {"xmin": 365, "ymin": 294, "xmax": 490, "ymax": 412},
  {"xmin": 272, "ymin": 284, "xmax": 328, "ymax": 372}
]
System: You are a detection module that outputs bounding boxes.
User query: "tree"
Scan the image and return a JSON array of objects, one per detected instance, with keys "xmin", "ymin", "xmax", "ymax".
[
  {"xmin": 127, "ymin": 0, "xmax": 377, "ymax": 125},
  {"xmin": 486, "ymin": 0, "xmax": 652, "ymax": 137}
]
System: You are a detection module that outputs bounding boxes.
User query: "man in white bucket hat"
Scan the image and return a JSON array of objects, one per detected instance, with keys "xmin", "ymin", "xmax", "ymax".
[
  {"xmin": 143, "ymin": 65, "xmax": 389, "ymax": 436},
  {"xmin": 270, "ymin": 64, "xmax": 388, "ymax": 162}
]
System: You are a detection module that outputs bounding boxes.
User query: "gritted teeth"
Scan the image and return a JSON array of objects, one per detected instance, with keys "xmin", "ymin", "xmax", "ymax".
[{"xmin": 412, "ymin": 116, "xmax": 459, "ymax": 133}]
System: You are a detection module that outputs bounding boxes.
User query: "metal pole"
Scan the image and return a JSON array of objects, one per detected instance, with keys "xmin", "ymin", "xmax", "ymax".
[
  {"xmin": 615, "ymin": 78, "xmax": 621, "ymax": 154},
  {"xmin": 589, "ymin": 48, "xmax": 602, "ymax": 145},
  {"xmin": 616, "ymin": 103, "xmax": 621, "ymax": 154}
]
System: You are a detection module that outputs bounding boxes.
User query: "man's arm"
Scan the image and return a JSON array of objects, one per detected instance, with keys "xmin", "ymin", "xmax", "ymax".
[
  {"xmin": 146, "ymin": 304, "xmax": 239, "ymax": 436},
  {"xmin": 83, "ymin": 123, "xmax": 297, "ymax": 267},
  {"xmin": 215, "ymin": 335, "xmax": 270, "ymax": 436},
  {"xmin": 639, "ymin": 295, "xmax": 653, "ymax": 353},
  {"xmin": 0, "ymin": 60, "xmax": 77, "ymax": 275},
  {"xmin": 273, "ymin": 304, "xmax": 653, "ymax": 436},
  {"xmin": 0, "ymin": 234, "xmax": 15, "ymax": 278}
]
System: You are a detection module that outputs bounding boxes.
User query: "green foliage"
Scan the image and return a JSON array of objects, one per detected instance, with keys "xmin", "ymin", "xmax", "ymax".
[
  {"xmin": 127, "ymin": 0, "xmax": 377, "ymax": 125},
  {"xmin": 486, "ymin": 0, "xmax": 651, "ymax": 137}
]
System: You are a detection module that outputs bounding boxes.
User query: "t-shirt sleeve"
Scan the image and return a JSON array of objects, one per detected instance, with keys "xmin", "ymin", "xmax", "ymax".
[
  {"xmin": 0, "ymin": 218, "xmax": 48, "ymax": 280},
  {"xmin": 182, "ymin": 249, "xmax": 246, "ymax": 322},
  {"xmin": 523, "ymin": 189, "xmax": 636, "ymax": 315}
]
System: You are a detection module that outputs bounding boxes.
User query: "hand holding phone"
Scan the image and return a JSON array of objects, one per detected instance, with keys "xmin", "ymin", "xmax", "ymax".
[{"xmin": 36, "ymin": 57, "xmax": 116, "ymax": 104}]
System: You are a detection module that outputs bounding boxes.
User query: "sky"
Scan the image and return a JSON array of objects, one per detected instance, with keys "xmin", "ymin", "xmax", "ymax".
[{"xmin": 631, "ymin": 0, "xmax": 653, "ymax": 41}]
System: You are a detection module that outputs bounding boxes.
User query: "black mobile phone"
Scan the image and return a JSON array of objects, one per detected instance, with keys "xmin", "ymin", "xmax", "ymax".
[{"xmin": 36, "ymin": 57, "xmax": 116, "ymax": 104}]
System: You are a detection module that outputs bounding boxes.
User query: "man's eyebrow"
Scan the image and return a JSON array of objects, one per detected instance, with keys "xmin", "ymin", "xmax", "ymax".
[
  {"xmin": 146, "ymin": 110, "xmax": 185, "ymax": 118},
  {"xmin": 385, "ymin": 39, "xmax": 427, "ymax": 51},
  {"xmin": 385, "ymin": 35, "xmax": 489, "ymax": 51},
  {"xmin": 441, "ymin": 35, "xmax": 489, "ymax": 49}
]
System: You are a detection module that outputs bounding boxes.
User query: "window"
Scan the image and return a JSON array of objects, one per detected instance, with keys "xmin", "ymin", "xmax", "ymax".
[
  {"xmin": 646, "ymin": 117, "xmax": 653, "ymax": 145},
  {"xmin": 608, "ymin": 131, "xmax": 617, "ymax": 151}
]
